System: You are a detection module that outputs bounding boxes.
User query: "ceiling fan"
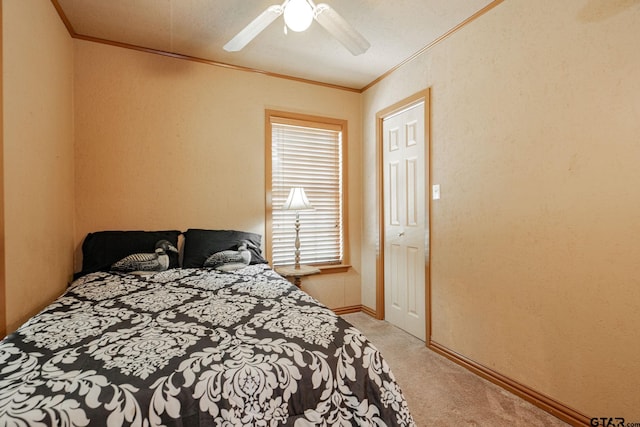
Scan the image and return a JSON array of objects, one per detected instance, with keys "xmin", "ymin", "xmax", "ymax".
[{"xmin": 223, "ymin": 0, "xmax": 370, "ymax": 56}]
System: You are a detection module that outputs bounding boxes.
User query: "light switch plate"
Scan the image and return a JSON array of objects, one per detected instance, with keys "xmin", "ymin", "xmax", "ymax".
[{"xmin": 432, "ymin": 184, "xmax": 440, "ymax": 200}]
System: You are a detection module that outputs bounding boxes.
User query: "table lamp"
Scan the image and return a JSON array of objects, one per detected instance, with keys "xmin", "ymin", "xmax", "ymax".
[{"xmin": 282, "ymin": 187, "xmax": 313, "ymax": 269}]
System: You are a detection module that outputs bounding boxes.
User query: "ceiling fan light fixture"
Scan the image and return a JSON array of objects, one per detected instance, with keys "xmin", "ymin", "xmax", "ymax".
[
  {"xmin": 223, "ymin": 0, "xmax": 371, "ymax": 56},
  {"xmin": 283, "ymin": 0, "xmax": 314, "ymax": 32}
]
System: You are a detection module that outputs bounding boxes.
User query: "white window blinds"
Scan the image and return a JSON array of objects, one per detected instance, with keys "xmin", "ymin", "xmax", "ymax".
[{"xmin": 270, "ymin": 117, "xmax": 344, "ymax": 267}]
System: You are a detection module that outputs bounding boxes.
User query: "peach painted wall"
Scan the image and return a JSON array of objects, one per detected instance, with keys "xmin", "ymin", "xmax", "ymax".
[
  {"xmin": 73, "ymin": 40, "xmax": 362, "ymax": 309},
  {"xmin": 3, "ymin": 0, "xmax": 75, "ymax": 333},
  {"xmin": 362, "ymin": 0, "xmax": 640, "ymax": 419}
]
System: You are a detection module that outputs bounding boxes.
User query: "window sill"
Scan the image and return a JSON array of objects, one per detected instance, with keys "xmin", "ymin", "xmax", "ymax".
[
  {"xmin": 272, "ymin": 264, "xmax": 351, "ymax": 274},
  {"xmin": 317, "ymin": 264, "xmax": 351, "ymax": 274}
]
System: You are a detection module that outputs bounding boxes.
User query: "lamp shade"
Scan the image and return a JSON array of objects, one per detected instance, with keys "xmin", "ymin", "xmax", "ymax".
[
  {"xmin": 283, "ymin": 0, "xmax": 314, "ymax": 32},
  {"xmin": 282, "ymin": 187, "xmax": 313, "ymax": 211}
]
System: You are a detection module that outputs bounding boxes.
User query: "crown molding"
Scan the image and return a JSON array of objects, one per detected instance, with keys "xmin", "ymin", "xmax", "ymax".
[
  {"xmin": 73, "ymin": 33, "xmax": 362, "ymax": 93},
  {"xmin": 49, "ymin": 0, "xmax": 504, "ymax": 93},
  {"xmin": 360, "ymin": 0, "xmax": 504, "ymax": 91}
]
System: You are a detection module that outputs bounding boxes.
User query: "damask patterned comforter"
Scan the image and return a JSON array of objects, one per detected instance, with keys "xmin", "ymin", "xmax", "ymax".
[{"xmin": 0, "ymin": 265, "xmax": 415, "ymax": 426}]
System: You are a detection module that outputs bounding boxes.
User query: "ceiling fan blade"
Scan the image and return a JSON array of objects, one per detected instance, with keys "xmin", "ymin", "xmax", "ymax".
[
  {"xmin": 223, "ymin": 5, "xmax": 284, "ymax": 52},
  {"xmin": 313, "ymin": 3, "xmax": 370, "ymax": 56}
]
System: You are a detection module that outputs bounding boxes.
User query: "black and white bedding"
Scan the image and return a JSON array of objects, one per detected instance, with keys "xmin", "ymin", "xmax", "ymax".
[{"xmin": 0, "ymin": 264, "xmax": 415, "ymax": 426}]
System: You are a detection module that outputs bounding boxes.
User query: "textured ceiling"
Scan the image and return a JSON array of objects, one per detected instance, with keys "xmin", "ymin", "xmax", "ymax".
[{"xmin": 55, "ymin": 0, "xmax": 497, "ymax": 90}]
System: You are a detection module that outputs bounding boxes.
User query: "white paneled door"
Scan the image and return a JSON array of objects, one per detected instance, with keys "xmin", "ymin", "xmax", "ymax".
[{"xmin": 383, "ymin": 101, "xmax": 427, "ymax": 341}]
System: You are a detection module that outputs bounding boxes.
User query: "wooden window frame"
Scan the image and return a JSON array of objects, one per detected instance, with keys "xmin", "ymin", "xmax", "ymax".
[{"xmin": 265, "ymin": 109, "xmax": 349, "ymax": 273}]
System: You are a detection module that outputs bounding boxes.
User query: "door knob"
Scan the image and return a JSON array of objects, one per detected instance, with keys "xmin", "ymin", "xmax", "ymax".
[{"xmin": 398, "ymin": 232, "xmax": 405, "ymax": 237}]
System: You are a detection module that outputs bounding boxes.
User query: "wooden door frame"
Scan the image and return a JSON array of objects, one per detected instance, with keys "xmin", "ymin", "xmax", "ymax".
[{"xmin": 375, "ymin": 89, "xmax": 431, "ymax": 342}]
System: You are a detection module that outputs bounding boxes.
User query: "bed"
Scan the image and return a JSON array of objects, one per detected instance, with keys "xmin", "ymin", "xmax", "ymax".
[{"xmin": 0, "ymin": 230, "xmax": 415, "ymax": 426}]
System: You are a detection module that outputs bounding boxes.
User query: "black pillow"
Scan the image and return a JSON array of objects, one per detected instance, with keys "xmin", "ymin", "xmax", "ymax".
[
  {"xmin": 76, "ymin": 230, "xmax": 181, "ymax": 278},
  {"xmin": 182, "ymin": 229, "xmax": 267, "ymax": 268}
]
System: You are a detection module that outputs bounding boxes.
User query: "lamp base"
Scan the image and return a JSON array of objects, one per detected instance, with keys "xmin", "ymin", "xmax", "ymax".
[{"xmin": 294, "ymin": 212, "xmax": 301, "ymax": 269}]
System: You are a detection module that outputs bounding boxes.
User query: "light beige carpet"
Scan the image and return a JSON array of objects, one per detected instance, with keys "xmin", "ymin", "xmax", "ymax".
[{"xmin": 342, "ymin": 312, "xmax": 569, "ymax": 427}]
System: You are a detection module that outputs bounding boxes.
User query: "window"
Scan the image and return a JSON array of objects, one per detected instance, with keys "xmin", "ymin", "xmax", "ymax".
[{"xmin": 266, "ymin": 110, "xmax": 347, "ymax": 268}]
